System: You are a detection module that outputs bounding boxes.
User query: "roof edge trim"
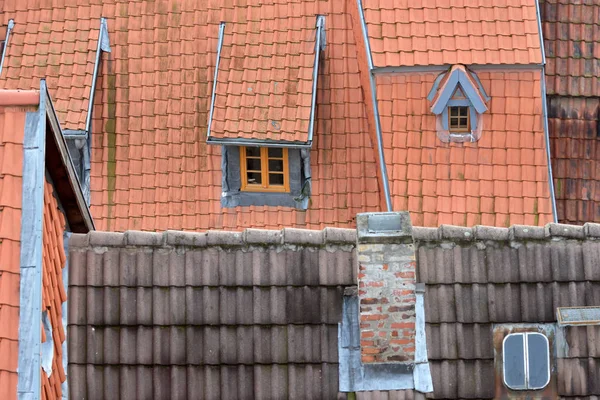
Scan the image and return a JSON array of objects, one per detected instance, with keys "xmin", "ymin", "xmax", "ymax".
[
  {"xmin": 374, "ymin": 63, "xmax": 544, "ymax": 75},
  {"xmin": 430, "ymin": 67, "xmax": 487, "ymax": 115},
  {"xmin": 207, "ymin": 137, "xmax": 312, "ymax": 149},
  {"xmin": 43, "ymin": 82, "xmax": 95, "ymax": 232},
  {"xmin": 206, "ymin": 22, "xmax": 226, "ymax": 140},
  {"xmin": 540, "ymin": 67, "xmax": 558, "ymax": 223},
  {"xmin": 0, "ymin": 19, "xmax": 15, "ymax": 78},
  {"xmin": 534, "ymin": 0, "xmax": 546, "ymax": 65},
  {"xmin": 307, "ymin": 15, "xmax": 325, "ymax": 144}
]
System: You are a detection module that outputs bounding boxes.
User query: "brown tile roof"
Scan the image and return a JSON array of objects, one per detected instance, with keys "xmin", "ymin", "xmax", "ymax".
[
  {"xmin": 69, "ymin": 222, "xmax": 600, "ymax": 399},
  {"xmin": 209, "ymin": 17, "xmax": 318, "ymax": 144},
  {"xmin": 541, "ymin": 0, "xmax": 600, "ymax": 96},
  {"xmin": 377, "ymin": 69, "xmax": 554, "ymax": 227},
  {"xmin": 548, "ymin": 96, "xmax": 600, "ymax": 224},
  {"xmin": 362, "ymin": 0, "xmax": 543, "ymax": 67}
]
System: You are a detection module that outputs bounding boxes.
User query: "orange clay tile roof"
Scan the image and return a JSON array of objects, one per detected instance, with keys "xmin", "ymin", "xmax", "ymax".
[
  {"xmin": 0, "ymin": 14, "xmax": 97, "ymax": 131},
  {"xmin": 0, "ymin": 104, "xmax": 25, "ymax": 400},
  {"xmin": 209, "ymin": 17, "xmax": 318, "ymax": 144},
  {"xmin": 377, "ymin": 69, "xmax": 554, "ymax": 227},
  {"xmin": 362, "ymin": 0, "xmax": 543, "ymax": 67},
  {"xmin": 541, "ymin": 0, "xmax": 600, "ymax": 96}
]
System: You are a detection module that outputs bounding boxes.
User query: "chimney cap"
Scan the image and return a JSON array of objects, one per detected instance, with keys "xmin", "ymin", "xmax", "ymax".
[{"xmin": 356, "ymin": 212, "xmax": 413, "ymax": 244}]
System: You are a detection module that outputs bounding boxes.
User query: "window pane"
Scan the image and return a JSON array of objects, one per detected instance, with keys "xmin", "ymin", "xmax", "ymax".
[
  {"xmin": 268, "ymin": 159, "xmax": 284, "ymax": 172},
  {"xmin": 450, "ymin": 118, "xmax": 459, "ymax": 128},
  {"xmin": 450, "ymin": 107, "xmax": 458, "ymax": 116},
  {"xmin": 503, "ymin": 334, "xmax": 527, "ymax": 390},
  {"xmin": 246, "ymin": 158, "xmax": 262, "ymax": 171},
  {"xmin": 246, "ymin": 172, "xmax": 262, "ymax": 185},
  {"xmin": 268, "ymin": 147, "xmax": 283, "ymax": 158},
  {"xmin": 245, "ymin": 147, "xmax": 261, "ymax": 157},
  {"xmin": 459, "ymin": 106, "xmax": 468, "ymax": 117},
  {"xmin": 269, "ymin": 173, "xmax": 284, "ymax": 185},
  {"xmin": 527, "ymin": 333, "xmax": 550, "ymax": 389}
]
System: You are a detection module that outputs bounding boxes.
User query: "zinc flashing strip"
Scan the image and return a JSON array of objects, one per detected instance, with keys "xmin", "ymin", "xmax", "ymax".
[
  {"xmin": 207, "ymin": 22, "xmax": 225, "ymax": 139},
  {"xmin": 207, "ymin": 137, "xmax": 312, "ymax": 148},
  {"xmin": 534, "ymin": 0, "xmax": 547, "ymax": 65},
  {"xmin": 85, "ymin": 17, "xmax": 111, "ymax": 136},
  {"xmin": 17, "ymin": 81, "xmax": 47, "ymax": 400},
  {"xmin": 357, "ymin": 0, "xmax": 392, "ymax": 211},
  {"xmin": 0, "ymin": 19, "xmax": 15, "ymax": 77},
  {"xmin": 374, "ymin": 63, "xmax": 545, "ymax": 75},
  {"xmin": 540, "ymin": 67, "xmax": 558, "ymax": 222},
  {"xmin": 307, "ymin": 15, "xmax": 325, "ymax": 145}
]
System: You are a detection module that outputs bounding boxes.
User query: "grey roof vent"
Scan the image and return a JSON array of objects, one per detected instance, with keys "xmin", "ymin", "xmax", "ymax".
[{"xmin": 557, "ymin": 306, "xmax": 600, "ymax": 326}]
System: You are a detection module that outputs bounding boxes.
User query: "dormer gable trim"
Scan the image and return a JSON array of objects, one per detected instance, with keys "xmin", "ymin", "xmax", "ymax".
[{"xmin": 429, "ymin": 66, "xmax": 488, "ymax": 115}]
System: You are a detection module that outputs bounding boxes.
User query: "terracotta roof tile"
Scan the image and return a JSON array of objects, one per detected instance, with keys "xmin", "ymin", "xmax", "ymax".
[
  {"xmin": 541, "ymin": 0, "xmax": 600, "ymax": 96},
  {"xmin": 377, "ymin": 69, "xmax": 553, "ymax": 227},
  {"xmin": 362, "ymin": 0, "xmax": 543, "ymax": 67}
]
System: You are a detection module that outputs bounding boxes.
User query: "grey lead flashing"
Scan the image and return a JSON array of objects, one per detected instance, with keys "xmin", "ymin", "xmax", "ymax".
[
  {"xmin": 81, "ymin": 17, "xmax": 110, "ymax": 205},
  {"xmin": 0, "ymin": 19, "xmax": 14, "ymax": 77},
  {"xmin": 207, "ymin": 136, "xmax": 312, "ymax": 148},
  {"xmin": 307, "ymin": 16, "xmax": 325, "ymax": 144},
  {"xmin": 413, "ymin": 284, "xmax": 433, "ymax": 393},
  {"xmin": 534, "ymin": 0, "xmax": 547, "ymax": 66},
  {"xmin": 357, "ymin": 0, "xmax": 392, "ymax": 212},
  {"xmin": 540, "ymin": 67, "xmax": 558, "ymax": 223},
  {"xmin": 374, "ymin": 63, "xmax": 544, "ymax": 75},
  {"xmin": 17, "ymin": 84, "xmax": 46, "ymax": 400},
  {"xmin": 206, "ymin": 22, "xmax": 226, "ymax": 140},
  {"xmin": 61, "ymin": 231, "xmax": 71, "ymax": 400},
  {"xmin": 338, "ymin": 294, "xmax": 415, "ymax": 392}
]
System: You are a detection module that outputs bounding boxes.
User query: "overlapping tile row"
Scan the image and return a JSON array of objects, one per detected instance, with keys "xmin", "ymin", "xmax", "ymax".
[
  {"xmin": 69, "ymin": 223, "xmax": 600, "ymax": 398},
  {"xmin": 210, "ymin": 16, "xmax": 316, "ymax": 143},
  {"xmin": 540, "ymin": 0, "xmax": 600, "ymax": 96},
  {"xmin": 81, "ymin": 1, "xmax": 380, "ymax": 231},
  {"xmin": 0, "ymin": 7, "xmax": 98, "ymax": 129},
  {"xmin": 0, "ymin": 105, "xmax": 25, "ymax": 400},
  {"xmin": 362, "ymin": 0, "xmax": 542, "ymax": 67},
  {"xmin": 376, "ymin": 70, "xmax": 553, "ymax": 227},
  {"xmin": 548, "ymin": 96, "xmax": 600, "ymax": 224},
  {"xmin": 414, "ymin": 222, "xmax": 600, "ymax": 398},
  {"xmin": 41, "ymin": 179, "xmax": 68, "ymax": 399},
  {"xmin": 67, "ymin": 228, "xmax": 357, "ymax": 399}
]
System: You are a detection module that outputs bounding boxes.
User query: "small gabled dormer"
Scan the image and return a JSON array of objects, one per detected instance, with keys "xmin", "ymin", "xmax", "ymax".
[{"xmin": 428, "ymin": 65, "xmax": 489, "ymax": 143}]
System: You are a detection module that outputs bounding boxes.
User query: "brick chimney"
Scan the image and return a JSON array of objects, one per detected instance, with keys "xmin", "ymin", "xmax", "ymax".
[{"xmin": 356, "ymin": 212, "xmax": 416, "ymax": 363}]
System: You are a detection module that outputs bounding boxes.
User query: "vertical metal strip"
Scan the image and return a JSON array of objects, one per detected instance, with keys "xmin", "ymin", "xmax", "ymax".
[
  {"xmin": 0, "ymin": 19, "xmax": 15, "ymax": 77},
  {"xmin": 307, "ymin": 16, "xmax": 324, "ymax": 144},
  {"xmin": 17, "ymin": 80, "xmax": 47, "ymax": 400},
  {"xmin": 356, "ymin": 0, "xmax": 392, "ymax": 211},
  {"xmin": 207, "ymin": 22, "xmax": 226, "ymax": 139}
]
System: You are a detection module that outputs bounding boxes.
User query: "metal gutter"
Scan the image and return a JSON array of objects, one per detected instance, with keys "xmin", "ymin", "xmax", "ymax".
[
  {"xmin": 357, "ymin": 0, "xmax": 392, "ymax": 211},
  {"xmin": 307, "ymin": 16, "xmax": 325, "ymax": 144},
  {"xmin": 0, "ymin": 19, "xmax": 14, "ymax": 77},
  {"xmin": 534, "ymin": 0, "xmax": 557, "ymax": 222},
  {"xmin": 207, "ymin": 22, "xmax": 226, "ymax": 139},
  {"xmin": 207, "ymin": 137, "xmax": 311, "ymax": 149},
  {"xmin": 17, "ymin": 80, "xmax": 47, "ymax": 400}
]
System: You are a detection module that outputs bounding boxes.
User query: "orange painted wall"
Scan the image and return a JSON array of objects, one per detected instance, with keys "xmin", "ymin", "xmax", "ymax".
[
  {"xmin": 0, "ymin": 106, "xmax": 25, "ymax": 400},
  {"xmin": 376, "ymin": 69, "xmax": 554, "ymax": 227},
  {"xmin": 41, "ymin": 179, "xmax": 68, "ymax": 400}
]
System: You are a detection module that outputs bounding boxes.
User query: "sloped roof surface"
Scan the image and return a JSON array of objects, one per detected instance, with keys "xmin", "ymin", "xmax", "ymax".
[
  {"xmin": 377, "ymin": 69, "xmax": 554, "ymax": 227},
  {"xmin": 0, "ymin": 1, "xmax": 380, "ymax": 231},
  {"xmin": 548, "ymin": 96, "xmax": 600, "ymax": 224},
  {"xmin": 69, "ymin": 222, "xmax": 600, "ymax": 399},
  {"xmin": 0, "ymin": 14, "xmax": 97, "ymax": 130},
  {"xmin": 209, "ymin": 16, "xmax": 318, "ymax": 144},
  {"xmin": 362, "ymin": 0, "xmax": 543, "ymax": 67},
  {"xmin": 541, "ymin": 0, "xmax": 600, "ymax": 96}
]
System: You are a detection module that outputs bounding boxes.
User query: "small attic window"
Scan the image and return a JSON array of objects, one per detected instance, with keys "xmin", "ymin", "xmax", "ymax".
[
  {"xmin": 240, "ymin": 146, "xmax": 290, "ymax": 193},
  {"xmin": 503, "ymin": 332, "xmax": 550, "ymax": 391},
  {"xmin": 448, "ymin": 106, "xmax": 470, "ymax": 132},
  {"xmin": 428, "ymin": 65, "xmax": 489, "ymax": 143}
]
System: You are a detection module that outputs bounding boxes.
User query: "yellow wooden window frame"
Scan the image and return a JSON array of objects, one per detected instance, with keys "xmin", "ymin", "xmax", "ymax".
[
  {"xmin": 240, "ymin": 147, "xmax": 290, "ymax": 193},
  {"xmin": 448, "ymin": 106, "xmax": 470, "ymax": 132}
]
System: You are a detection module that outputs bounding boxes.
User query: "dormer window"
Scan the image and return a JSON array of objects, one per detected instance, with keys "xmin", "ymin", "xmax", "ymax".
[
  {"xmin": 428, "ymin": 65, "xmax": 489, "ymax": 143},
  {"xmin": 240, "ymin": 147, "xmax": 289, "ymax": 193}
]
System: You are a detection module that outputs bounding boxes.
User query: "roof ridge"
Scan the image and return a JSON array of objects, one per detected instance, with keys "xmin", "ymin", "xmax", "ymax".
[{"xmin": 69, "ymin": 227, "xmax": 357, "ymax": 248}]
